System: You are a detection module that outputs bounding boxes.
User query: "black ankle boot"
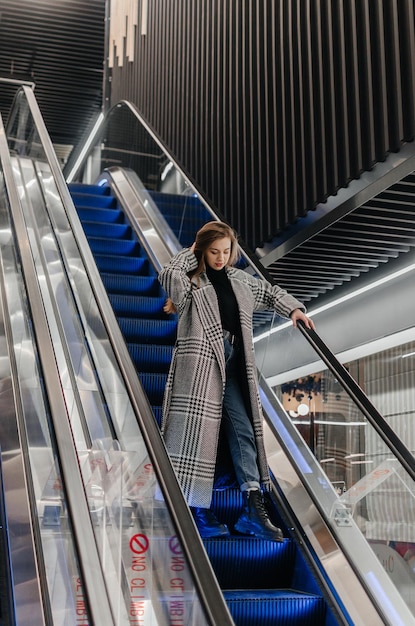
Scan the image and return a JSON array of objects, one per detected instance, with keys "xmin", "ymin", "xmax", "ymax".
[
  {"xmin": 191, "ymin": 507, "xmax": 230, "ymax": 538},
  {"xmin": 234, "ymin": 489, "xmax": 284, "ymax": 542}
]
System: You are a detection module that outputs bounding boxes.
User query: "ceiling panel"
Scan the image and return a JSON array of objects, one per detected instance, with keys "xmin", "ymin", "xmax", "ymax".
[
  {"xmin": 263, "ymin": 173, "xmax": 415, "ymax": 305},
  {"xmin": 0, "ymin": 0, "xmax": 105, "ymax": 160}
]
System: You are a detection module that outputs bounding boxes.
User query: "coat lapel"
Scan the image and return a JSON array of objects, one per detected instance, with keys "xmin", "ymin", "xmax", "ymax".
[
  {"xmin": 191, "ymin": 284, "xmax": 226, "ymax": 381},
  {"xmin": 228, "ymin": 273, "xmax": 254, "ymax": 334}
]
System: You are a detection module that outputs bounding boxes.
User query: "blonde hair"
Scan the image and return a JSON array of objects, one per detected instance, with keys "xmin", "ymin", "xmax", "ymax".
[{"xmin": 164, "ymin": 221, "xmax": 239, "ymax": 314}]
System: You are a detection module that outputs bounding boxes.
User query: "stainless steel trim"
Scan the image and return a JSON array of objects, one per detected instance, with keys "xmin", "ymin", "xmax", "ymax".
[
  {"xmin": 0, "ymin": 133, "xmax": 46, "ymax": 625},
  {"xmin": 98, "ymin": 166, "xmax": 181, "ymax": 270},
  {"xmin": 0, "ymin": 113, "xmax": 116, "ymax": 625},
  {"xmin": 21, "ymin": 86, "xmax": 234, "ymax": 625},
  {"xmin": 260, "ymin": 375, "xmax": 415, "ymax": 626}
]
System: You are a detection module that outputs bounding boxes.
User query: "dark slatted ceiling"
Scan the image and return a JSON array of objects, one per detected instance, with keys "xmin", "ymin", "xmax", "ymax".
[
  {"xmin": 0, "ymin": 0, "xmax": 105, "ymax": 160},
  {"xmin": 262, "ymin": 172, "xmax": 415, "ymax": 304},
  {"xmin": 108, "ymin": 1, "xmax": 415, "ymax": 252}
]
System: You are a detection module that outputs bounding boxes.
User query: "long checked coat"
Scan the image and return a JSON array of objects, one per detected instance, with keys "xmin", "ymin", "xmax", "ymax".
[{"xmin": 159, "ymin": 247, "xmax": 305, "ymax": 508}]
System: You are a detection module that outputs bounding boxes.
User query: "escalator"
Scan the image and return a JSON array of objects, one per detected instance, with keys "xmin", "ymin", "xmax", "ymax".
[
  {"xmin": 2, "ymin": 85, "xmax": 415, "ymax": 625},
  {"xmin": 65, "ymin": 100, "xmax": 415, "ymax": 626},
  {"xmin": 0, "ymin": 116, "xmax": 116, "ymax": 625},
  {"xmin": 68, "ymin": 180, "xmax": 333, "ymax": 625},
  {"xmin": 1, "ymin": 89, "xmax": 234, "ymax": 625},
  {"xmin": 67, "ymin": 181, "xmax": 174, "ymax": 427}
]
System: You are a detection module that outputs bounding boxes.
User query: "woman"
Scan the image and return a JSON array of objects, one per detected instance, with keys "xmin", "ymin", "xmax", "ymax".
[{"xmin": 159, "ymin": 221, "xmax": 314, "ymax": 540}]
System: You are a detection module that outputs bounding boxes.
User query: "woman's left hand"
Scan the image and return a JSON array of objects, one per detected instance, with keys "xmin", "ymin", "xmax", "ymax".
[{"xmin": 290, "ymin": 309, "xmax": 315, "ymax": 330}]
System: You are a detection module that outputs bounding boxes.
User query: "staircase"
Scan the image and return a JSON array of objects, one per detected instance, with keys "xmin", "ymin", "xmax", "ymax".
[{"xmin": 68, "ymin": 181, "xmax": 338, "ymax": 626}]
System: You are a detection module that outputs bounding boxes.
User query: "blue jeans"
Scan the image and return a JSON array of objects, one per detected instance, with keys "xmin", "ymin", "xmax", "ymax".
[{"xmin": 222, "ymin": 338, "xmax": 261, "ymax": 492}]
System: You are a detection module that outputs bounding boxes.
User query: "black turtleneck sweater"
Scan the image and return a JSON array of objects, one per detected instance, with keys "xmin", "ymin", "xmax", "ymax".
[{"xmin": 206, "ymin": 266, "xmax": 242, "ymax": 338}]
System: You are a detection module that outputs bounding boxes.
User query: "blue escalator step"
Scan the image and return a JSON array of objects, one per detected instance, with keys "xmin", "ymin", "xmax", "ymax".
[
  {"xmin": 165, "ymin": 209, "xmax": 211, "ymax": 228},
  {"xmin": 211, "ymin": 488, "xmax": 285, "ymax": 530},
  {"xmin": 94, "ymin": 254, "xmax": 149, "ymax": 275},
  {"xmin": 68, "ymin": 182, "xmax": 111, "ymax": 196},
  {"xmin": 128, "ymin": 343, "xmax": 173, "ymax": 373},
  {"xmin": 148, "ymin": 193, "xmax": 212, "ymax": 223},
  {"xmin": 158, "ymin": 217, "xmax": 208, "ymax": 241},
  {"xmin": 109, "ymin": 294, "xmax": 166, "ymax": 318},
  {"xmin": 87, "ymin": 237, "xmax": 141, "ymax": 256},
  {"xmin": 76, "ymin": 206, "xmax": 124, "ymax": 224},
  {"xmin": 101, "ymin": 274, "xmax": 160, "ymax": 296},
  {"xmin": 117, "ymin": 318, "xmax": 177, "ymax": 344},
  {"xmin": 156, "ymin": 214, "xmax": 208, "ymax": 229},
  {"xmin": 147, "ymin": 191, "xmax": 212, "ymax": 246},
  {"xmin": 71, "ymin": 192, "xmax": 117, "ymax": 209},
  {"xmin": 163, "ymin": 214, "xmax": 210, "ymax": 232},
  {"xmin": 82, "ymin": 221, "xmax": 132, "ymax": 239},
  {"xmin": 138, "ymin": 372, "xmax": 167, "ymax": 405},
  {"xmin": 203, "ymin": 536, "xmax": 295, "ymax": 590},
  {"xmin": 210, "ymin": 487, "xmax": 246, "ymax": 526},
  {"xmin": 223, "ymin": 589, "xmax": 326, "ymax": 626}
]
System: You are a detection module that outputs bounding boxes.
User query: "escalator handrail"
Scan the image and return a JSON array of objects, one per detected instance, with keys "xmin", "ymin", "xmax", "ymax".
[
  {"xmin": 297, "ymin": 321, "xmax": 415, "ymax": 482},
  {"xmin": 0, "ymin": 119, "xmax": 41, "ymax": 626},
  {"xmin": 13, "ymin": 86, "xmax": 234, "ymax": 626}
]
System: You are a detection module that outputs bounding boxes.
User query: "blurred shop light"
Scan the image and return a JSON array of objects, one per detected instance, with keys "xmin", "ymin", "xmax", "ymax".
[
  {"xmin": 350, "ymin": 460, "xmax": 374, "ymax": 465},
  {"xmin": 290, "ymin": 419, "xmax": 366, "ymax": 426},
  {"xmin": 297, "ymin": 403, "xmax": 310, "ymax": 416},
  {"xmin": 288, "ymin": 403, "xmax": 309, "ymax": 417}
]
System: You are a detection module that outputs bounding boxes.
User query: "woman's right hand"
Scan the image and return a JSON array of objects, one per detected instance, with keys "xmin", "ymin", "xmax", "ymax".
[{"xmin": 163, "ymin": 297, "xmax": 177, "ymax": 314}]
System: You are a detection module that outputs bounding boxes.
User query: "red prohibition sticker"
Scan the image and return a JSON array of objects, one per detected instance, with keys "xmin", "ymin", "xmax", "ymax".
[
  {"xmin": 169, "ymin": 536, "xmax": 182, "ymax": 555},
  {"xmin": 129, "ymin": 534, "xmax": 149, "ymax": 555}
]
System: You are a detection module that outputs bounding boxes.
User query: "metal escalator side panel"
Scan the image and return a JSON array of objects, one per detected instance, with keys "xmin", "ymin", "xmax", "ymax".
[
  {"xmin": 6, "ymin": 86, "xmax": 235, "ymax": 625},
  {"xmin": 259, "ymin": 372, "xmax": 415, "ymax": 626},
  {"xmin": 1, "ymin": 111, "xmax": 116, "ymax": 625}
]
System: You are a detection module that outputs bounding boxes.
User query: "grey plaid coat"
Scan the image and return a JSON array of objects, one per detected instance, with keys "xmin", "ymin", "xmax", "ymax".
[{"xmin": 159, "ymin": 248, "xmax": 305, "ymax": 508}]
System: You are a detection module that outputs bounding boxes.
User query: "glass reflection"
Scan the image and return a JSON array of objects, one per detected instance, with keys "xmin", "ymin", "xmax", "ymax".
[
  {"xmin": 3, "ymin": 88, "xmax": 213, "ymax": 624},
  {"xmin": 273, "ymin": 340, "xmax": 415, "ymax": 615}
]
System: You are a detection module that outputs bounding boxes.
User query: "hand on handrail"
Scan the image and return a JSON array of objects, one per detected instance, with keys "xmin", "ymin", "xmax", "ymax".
[{"xmin": 290, "ymin": 308, "xmax": 315, "ymax": 330}]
